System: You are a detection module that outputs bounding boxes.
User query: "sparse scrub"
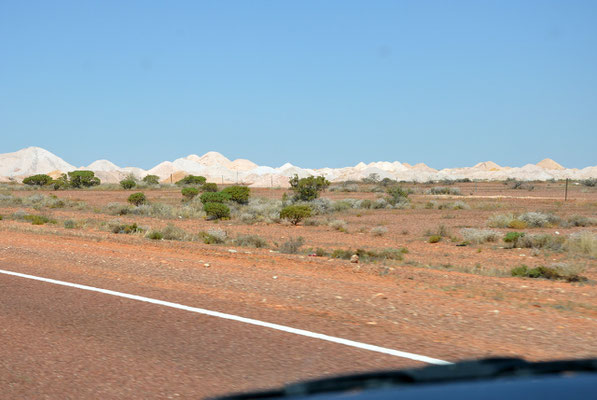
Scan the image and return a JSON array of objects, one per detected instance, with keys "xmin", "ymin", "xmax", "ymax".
[
  {"xmin": 329, "ymin": 219, "xmax": 348, "ymax": 232},
  {"xmin": 279, "ymin": 237, "xmax": 305, "ymax": 254},
  {"xmin": 230, "ymin": 198, "xmax": 283, "ymax": 224},
  {"xmin": 331, "ymin": 247, "xmax": 407, "ymax": 263},
  {"xmin": 371, "ymin": 226, "xmax": 388, "ymax": 236},
  {"xmin": 109, "ymin": 221, "xmax": 143, "ymax": 234},
  {"xmin": 280, "ymin": 205, "xmax": 312, "ymax": 225},
  {"xmin": 518, "ymin": 212, "xmax": 561, "ymax": 228},
  {"xmin": 234, "ymin": 234, "xmax": 268, "ymax": 248},
  {"xmin": 63, "ymin": 219, "xmax": 77, "ymax": 229},
  {"xmin": 511, "ymin": 264, "xmax": 587, "ymax": 282},
  {"xmin": 146, "ymin": 230, "xmax": 164, "ymax": 240},
  {"xmin": 487, "ymin": 213, "xmax": 527, "ymax": 229},
  {"xmin": 161, "ymin": 224, "xmax": 188, "ymax": 241},
  {"xmin": 461, "ymin": 228, "xmax": 499, "ymax": 244},
  {"xmin": 386, "ymin": 186, "xmax": 410, "ymax": 206},
  {"xmin": 566, "ymin": 231, "xmax": 597, "ymax": 258},
  {"xmin": 565, "ymin": 215, "xmax": 596, "ymax": 227},
  {"xmin": 23, "ymin": 214, "xmax": 56, "ymax": 225},
  {"xmin": 426, "ymin": 186, "xmax": 461, "ymax": 195},
  {"xmin": 509, "ymin": 181, "xmax": 535, "ymax": 191},
  {"xmin": 580, "ymin": 178, "xmax": 597, "ymax": 187},
  {"xmin": 329, "ymin": 183, "xmax": 358, "ymax": 192},
  {"xmin": 200, "ymin": 228, "xmax": 228, "ymax": 244}
]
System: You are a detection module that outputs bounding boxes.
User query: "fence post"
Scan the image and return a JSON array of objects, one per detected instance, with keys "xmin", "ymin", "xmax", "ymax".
[{"xmin": 565, "ymin": 178, "xmax": 569, "ymax": 201}]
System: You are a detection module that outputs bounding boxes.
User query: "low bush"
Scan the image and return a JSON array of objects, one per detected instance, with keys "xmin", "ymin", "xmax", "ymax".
[
  {"xmin": 503, "ymin": 232, "xmax": 525, "ymax": 243},
  {"xmin": 176, "ymin": 175, "xmax": 206, "ymax": 186},
  {"xmin": 200, "ymin": 228, "xmax": 228, "ymax": 244},
  {"xmin": 509, "ymin": 181, "xmax": 535, "ymax": 191},
  {"xmin": 201, "ymin": 183, "xmax": 218, "ymax": 192},
  {"xmin": 329, "ymin": 219, "xmax": 348, "ymax": 232},
  {"xmin": 461, "ymin": 228, "xmax": 499, "ymax": 244},
  {"xmin": 289, "ymin": 175, "xmax": 330, "ymax": 201},
  {"xmin": 371, "ymin": 226, "xmax": 388, "ymax": 236},
  {"xmin": 511, "ymin": 264, "xmax": 586, "ymax": 282},
  {"xmin": 200, "ymin": 191, "xmax": 231, "ymax": 204},
  {"xmin": 127, "ymin": 192, "xmax": 147, "ymax": 206},
  {"xmin": 146, "ymin": 230, "xmax": 164, "ymax": 240},
  {"xmin": 23, "ymin": 214, "xmax": 56, "ymax": 225},
  {"xmin": 566, "ymin": 231, "xmax": 597, "ymax": 258},
  {"xmin": 280, "ymin": 205, "xmax": 312, "ymax": 225},
  {"xmin": 487, "ymin": 214, "xmax": 527, "ymax": 229},
  {"xmin": 426, "ymin": 186, "xmax": 461, "ymax": 195},
  {"xmin": 161, "ymin": 224, "xmax": 188, "ymax": 240},
  {"xmin": 518, "ymin": 212, "xmax": 561, "ymax": 228},
  {"xmin": 222, "ymin": 186, "xmax": 250, "ymax": 204},
  {"xmin": 279, "ymin": 237, "xmax": 305, "ymax": 254},
  {"xmin": 566, "ymin": 215, "xmax": 596, "ymax": 227},
  {"xmin": 110, "ymin": 222, "xmax": 142, "ymax": 234},
  {"xmin": 331, "ymin": 247, "xmax": 407, "ymax": 262},
  {"xmin": 438, "ymin": 201, "xmax": 470, "ymax": 210},
  {"xmin": 428, "ymin": 235, "xmax": 442, "ymax": 243},
  {"xmin": 181, "ymin": 187, "xmax": 199, "ymax": 201},
  {"xmin": 204, "ymin": 202, "xmax": 231, "ymax": 219},
  {"xmin": 234, "ymin": 234, "xmax": 268, "ymax": 248},
  {"xmin": 64, "ymin": 219, "xmax": 77, "ymax": 229},
  {"xmin": 580, "ymin": 178, "xmax": 596, "ymax": 187}
]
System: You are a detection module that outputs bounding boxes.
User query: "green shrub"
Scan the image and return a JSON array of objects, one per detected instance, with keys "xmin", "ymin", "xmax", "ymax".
[
  {"xmin": 460, "ymin": 228, "xmax": 499, "ymax": 244},
  {"xmin": 279, "ymin": 237, "xmax": 305, "ymax": 254},
  {"xmin": 147, "ymin": 230, "xmax": 164, "ymax": 240},
  {"xmin": 234, "ymin": 234, "xmax": 268, "ymax": 248},
  {"xmin": 329, "ymin": 219, "xmax": 348, "ymax": 232},
  {"xmin": 176, "ymin": 175, "xmax": 206, "ymax": 185},
  {"xmin": 504, "ymin": 232, "xmax": 525, "ymax": 243},
  {"xmin": 371, "ymin": 226, "xmax": 388, "ymax": 236},
  {"xmin": 111, "ymin": 222, "xmax": 142, "ymax": 234},
  {"xmin": 142, "ymin": 175, "xmax": 160, "ymax": 185},
  {"xmin": 288, "ymin": 175, "xmax": 330, "ymax": 201},
  {"xmin": 119, "ymin": 178, "xmax": 137, "ymax": 190},
  {"xmin": 127, "ymin": 192, "xmax": 147, "ymax": 206},
  {"xmin": 63, "ymin": 219, "xmax": 76, "ymax": 229},
  {"xmin": 68, "ymin": 170, "xmax": 101, "ymax": 188},
  {"xmin": 426, "ymin": 187, "xmax": 461, "ymax": 195},
  {"xmin": 566, "ymin": 231, "xmax": 597, "ymax": 258},
  {"xmin": 52, "ymin": 174, "xmax": 69, "ymax": 190},
  {"xmin": 508, "ymin": 219, "xmax": 528, "ymax": 229},
  {"xmin": 428, "ymin": 235, "xmax": 442, "ymax": 243},
  {"xmin": 23, "ymin": 174, "xmax": 53, "ymax": 186},
  {"xmin": 222, "ymin": 186, "xmax": 250, "ymax": 204},
  {"xmin": 566, "ymin": 215, "xmax": 596, "ymax": 227},
  {"xmin": 200, "ymin": 191, "xmax": 231, "ymax": 204},
  {"xmin": 203, "ymin": 202, "xmax": 230, "ymax": 219},
  {"xmin": 23, "ymin": 214, "xmax": 55, "ymax": 225},
  {"xmin": 510, "ymin": 264, "xmax": 586, "ymax": 282},
  {"xmin": 201, "ymin": 183, "xmax": 219, "ymax": 192},
  {"xmin": 280, "ymin": 205, "xmax": 312, "ymax": 225},
  {"xmin": 360, "ymin": 199, "xmax": 372, "ymax": 209},
  {"xmin": 181, "ymin": 187, "xmax": 199, "ymax": 201}
]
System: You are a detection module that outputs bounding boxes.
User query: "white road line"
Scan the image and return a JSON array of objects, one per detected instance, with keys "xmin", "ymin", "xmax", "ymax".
[{"xmin": 0, "ymin": 268, "xmax": 451, "ymax": 365}]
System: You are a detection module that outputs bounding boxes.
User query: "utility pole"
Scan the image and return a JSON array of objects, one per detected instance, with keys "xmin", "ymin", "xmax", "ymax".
[{"xmin": 565, "ymin": 178, "xmax": 569, "ymax": 201}]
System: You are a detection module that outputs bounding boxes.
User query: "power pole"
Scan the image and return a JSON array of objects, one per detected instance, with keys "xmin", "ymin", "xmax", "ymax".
[{"xmin": 565, "ymin": 178, "xmax": 569, "ymax": 201}]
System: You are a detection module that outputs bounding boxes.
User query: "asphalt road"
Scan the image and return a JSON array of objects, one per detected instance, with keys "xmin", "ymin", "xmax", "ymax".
[{"xmin": 0, "ymin": 265, "xmax": 427, "ymax": 399}]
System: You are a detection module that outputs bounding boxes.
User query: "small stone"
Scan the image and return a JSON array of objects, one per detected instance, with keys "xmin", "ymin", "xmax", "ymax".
[
  {"xmin": 273, "ymin": 276, "xmax": 278, "ymax": 279},
  {"xmin": 350, "ymin": 254, "xmax": 359, "ymax": 263},
  {"xmin": 228, "ymin": 249, "xmax": 237, "ymax": 253},
  {"xmin": 204, "ymin": 263, "xmax": 210, "ymax": 267}
]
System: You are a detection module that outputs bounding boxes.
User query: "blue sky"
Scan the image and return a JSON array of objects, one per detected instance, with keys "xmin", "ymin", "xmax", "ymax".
[{"xmin": 1, "ymin": 1, "xmax": 595, "ymax": 169}]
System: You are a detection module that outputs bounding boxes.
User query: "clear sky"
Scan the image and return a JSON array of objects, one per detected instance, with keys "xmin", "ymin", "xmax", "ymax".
[{"xmin": 1, "ymin": 1, "xmax": 595, "ymax": 169}]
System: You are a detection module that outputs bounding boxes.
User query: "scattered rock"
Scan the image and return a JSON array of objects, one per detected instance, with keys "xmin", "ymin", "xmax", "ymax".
[{"xmin": 350, "ymin": 254, "xmax": 359, "ymax": 263}]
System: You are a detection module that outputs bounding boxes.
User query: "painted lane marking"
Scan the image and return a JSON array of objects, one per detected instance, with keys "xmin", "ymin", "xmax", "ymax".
[{"xmin": 0, "ymin": 268, "xmax": 451, "ymax": 365}]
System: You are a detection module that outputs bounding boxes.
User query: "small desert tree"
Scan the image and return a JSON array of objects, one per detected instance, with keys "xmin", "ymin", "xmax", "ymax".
[
  {"xmin": 120, "ymin": 177, "xmax": 137, "ymax": 190},
  {"xmin": 68, "ymin": 170, "xmax": 101, "ymax": 188},
  {"xmin": 201, "ymin": 183, "xmax": 219, "ymax": 192},
  {"xmin": 203, "ymin": 202, "xmax": 231, "ymax": 219},
  {"xmin": 52, "ymin": 173, "xmax": 69, "ymax": 190},
  {"xmin": 23, "ymin": 174, "xmax": 52, "ymax": 187},
  {"xmin": 280, "ymin": 205, "xmax": 312, "ymax": 225},
  {"xmin": 127, "ymin": 192, "xmax": 147, "ymax": 206},
  {"xmin": 176, "ymin": 175, "xmax": 206, "ymax": 186},
  {"xmin": 288, "ymin": 175, "xmax": 330, "ymax": 201},
  {"xmin": 142, "ymin": 175, "xmax": 160, "ymax": 185}
]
